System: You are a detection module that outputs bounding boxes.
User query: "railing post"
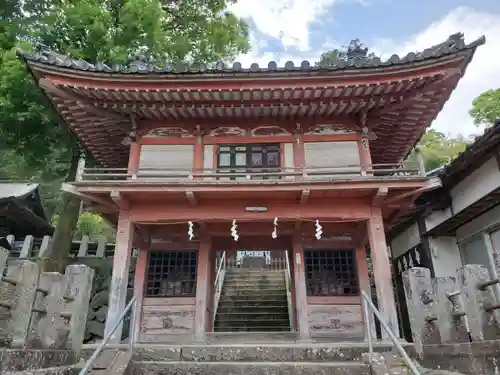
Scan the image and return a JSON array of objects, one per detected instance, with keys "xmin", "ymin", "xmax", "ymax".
[
  {"xmin": 76, "ymin": 153, "xmax": 86, "ymax": 182},
  {"xmin": 414, "ymin": 147, "xmax": 426, "ymax": 176}
]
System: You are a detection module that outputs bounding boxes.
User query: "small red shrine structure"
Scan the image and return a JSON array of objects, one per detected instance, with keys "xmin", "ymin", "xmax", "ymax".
[{"xmin": 19, "ymin": 33, "xmax": 484, "ymax": 343}]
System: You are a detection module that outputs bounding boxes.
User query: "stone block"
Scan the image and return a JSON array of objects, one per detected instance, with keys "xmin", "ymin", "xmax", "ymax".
[
  {"xmin": 433, "ymin": 276, "xmax": 468, "ymax": 344},
  {"xmin": 457, "ymin": 264, "xmax": 500, "ymax": 341},
  {"xmin": 28, "ymin": 272, "xmax": 69, "ymax": 349},
  {"xmin": 64, "ymin": 264, "xmax": 94, "ymax": 353},
  {"xmin": 402, "ymin": 267, "xmax": 441, "ymax": 356},
  {"xmin": 0, "ymin": 260, "xmax": 40, "ymax": 348}
]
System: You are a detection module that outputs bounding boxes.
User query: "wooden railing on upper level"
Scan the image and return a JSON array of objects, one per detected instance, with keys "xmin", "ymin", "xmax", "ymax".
[{"xmin": 77, "ymin": 163, "xmax": 424, "ymax": 182}]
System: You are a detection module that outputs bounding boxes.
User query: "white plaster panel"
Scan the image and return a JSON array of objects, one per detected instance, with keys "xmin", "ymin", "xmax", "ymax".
[
  {"xmin": 450, "ymin": 157, "xmax": 500, "ymax": 214},
  {"xmin": 138, "ymin": 144, "xmax": 194, "ymax": 180},
  {"xmin": 284, "ymin": 143, "xmax": 295, "ymax": 181},
  {"xmin": 424, "ymin": 208, "xmax": 453, "ymax": 232},
  {"xmin": 456, "ymin": 204, "xmax": 500, "ymax": 242},
  {"xmin": 428, "ymin": 236, "xmax": 462, "ymax": 277},
  {"xmin": 390, "ymin": 223, "xmax": 420, "ymax": 259},
  {"xmin": 304, "ymin": 141, "xmax": 361, "ymax": 176}
]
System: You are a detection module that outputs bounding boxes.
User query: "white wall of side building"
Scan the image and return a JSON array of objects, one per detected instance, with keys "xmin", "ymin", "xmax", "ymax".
[
  {"xmin": 450, "ymin": 156, "xmax": 500, "ymax": 214},
  {"xmin": 390, "ymin": 223, "xmax": 421, "ymax": 259}
]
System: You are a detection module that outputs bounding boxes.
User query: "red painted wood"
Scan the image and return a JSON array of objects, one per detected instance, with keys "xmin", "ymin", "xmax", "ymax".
[
  {"xmin": 292, "ymin": 232, "xmax": 310, "ymax": 340},
  {"xmin": 367, "ymin": 209, "xmax": 399, "ymax": 339}
]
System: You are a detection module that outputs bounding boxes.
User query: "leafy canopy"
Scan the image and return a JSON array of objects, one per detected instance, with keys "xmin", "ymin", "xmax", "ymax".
[
  {"xmin": 470, "ymin": 88, "xmax": 500, "ymax": 127},
  {"xmin": 407, "ymin": 130, "xmax": 470, "ymax": 172},
  {"xmin": 0, "ymin": 0, "xmax": 250, "ymax": 267}
]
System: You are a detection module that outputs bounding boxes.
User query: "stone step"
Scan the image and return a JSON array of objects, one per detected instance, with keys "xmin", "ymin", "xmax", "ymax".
[
  {"xmin": 131, "ymin": 361, "xmax": 370, "ymax": 375},
  {"xmin": 214, "ymin": 326, "xmax": 292, "ymax": 332},
  {"xmin": 221, "ymin": 290, "xmax": 287, "ymax": 296},
  {"xmin": 223, "ymin": 282, "xmax": 286, "ymax": 288},
  {"xmin": 218, "ymin": 298, "xmax": 287, "ymax": 306},
  {"xmin": 215, "ymin": 321, "xmax": 290, "ymax": 328},
  {"xmin": 216, "ymin": 313, "xmax": 289, "ymax": 322},
  {"xmin": 217, "ymin": 306, "xmax": 288, "ymax": 314},
  {"xmin": 132, "ymin": 343, "xmax": 415, "ymax": 362}
]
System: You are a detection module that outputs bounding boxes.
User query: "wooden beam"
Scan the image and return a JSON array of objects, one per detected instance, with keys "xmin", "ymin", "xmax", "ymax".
[
  {"xmin": 185, "ymin": 191, "xmax": 198, "ymax": 206},
  {"xmin": 110, "ymin": 190, "xmax": 129, "ymax": 209},
  {"xmin": 299, "ymin": 190, "xmax": 310, "ymax": 205},
  {"xmin": 384, "ymin": 177, "xmax": 441, "ymax": 205},
  {"xmin": 372, "ymin": 187, "xmax": 388, "ymax": 206},
  {"xmin": 39, "ymin": 78, "xmax": 127, "ymax": 122},
  {"xmin": 61, "ymin": 183, "xmax": 118, "ymax": 210},
  {"xmin": 131, "ymin": 201, "xmax": 373, "ymax": 223}
]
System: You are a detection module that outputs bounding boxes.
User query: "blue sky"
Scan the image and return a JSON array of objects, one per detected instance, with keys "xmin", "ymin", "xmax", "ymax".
[{"xmin": 229, "ymin": 1, "xmax": 500, "ymax": 137}]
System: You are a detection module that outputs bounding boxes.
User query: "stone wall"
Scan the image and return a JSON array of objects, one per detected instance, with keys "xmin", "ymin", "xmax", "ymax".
[
  {"xmin": 69, "ymin": 257, "xmax": 136, "ymax": 343},
  {"xmin": 402, "ymin": 265, "xmax": 500, "ymax": 374}
]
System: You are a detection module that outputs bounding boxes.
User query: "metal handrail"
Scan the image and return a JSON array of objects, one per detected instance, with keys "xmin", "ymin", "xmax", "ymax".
[
  {"xmin": 361, "ymin": 291, "xmax": 421, "ymax": 375},
  {"xmin": 78, "ymin": 296, "xmax": 137, "ymax": 375},
  {"xmin": 284, "ymin": 250, "xmax": 294, "ymax": 331},
  {"xmin": 212, "ymin": 251, "xmax": 226, "ymax": 329}
]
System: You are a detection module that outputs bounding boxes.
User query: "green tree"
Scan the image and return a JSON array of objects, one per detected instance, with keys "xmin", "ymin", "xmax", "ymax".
[
  {"xmin": 407, "ymin": 130, "xmax": 470, "ymax": 172},
  {"xmin": 0, "ymin": 0, "xmax": 250, "ymax": 271},
  {"xmin": 317, "ymin": 39, "xmax": 376, "ymax": 66},
  {"xmin": 470, "ymin": 88, "xmax": 500, "ymax": 126}
]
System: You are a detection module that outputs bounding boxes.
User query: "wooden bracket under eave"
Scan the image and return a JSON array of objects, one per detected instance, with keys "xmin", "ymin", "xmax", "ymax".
[
  {"xmin": 61, "ymin": 183, "xmax": 119, "ymax": 211},
  {"xmin": 384, "ymin": 177, "xmax": 442, "ymax": 205},
  {"xmin": 110, "ymin": 190, "xmax": 129, "ymax": 209},
  {"xmin": 186, "ymin": 191, "xmax": 198, "ymax": 206},
  {"xmin": 300, "ymin": 190, "xmax": 310, "ymax": 205},
  {"xmin": 372, "ymin": 187, "xmax": 388, "ymax": 206}
]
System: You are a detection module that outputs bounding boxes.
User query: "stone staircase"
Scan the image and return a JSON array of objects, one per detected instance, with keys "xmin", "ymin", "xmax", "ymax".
[{"xmin": 214, "ymin": 268, "xmax": 291, "ymax": 332}]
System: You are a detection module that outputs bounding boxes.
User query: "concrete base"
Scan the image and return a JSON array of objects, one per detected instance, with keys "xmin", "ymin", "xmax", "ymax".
[
  {"xmin": 421, "ymin": 341, "xmax": 500, "ymax": 375},
  {"xmin": 0, "ymin": 350, "xmax": 77, "ymax": 374},
  {"xmin": 130, "ymin": 361, "xmax": 370, "ymax": 375}
]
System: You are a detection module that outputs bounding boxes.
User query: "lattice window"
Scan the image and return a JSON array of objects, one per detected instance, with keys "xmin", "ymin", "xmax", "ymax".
[
  {"xmin": 217, "ymin": 143, "xmax": 281, "ymax": 180},
  {"xmin": 146, "ymin": 251, "xmax": 197, "ymax": 297},
  {"xmin": 304, "ymin": 249, "xmax": 358, "ymax": 296}
]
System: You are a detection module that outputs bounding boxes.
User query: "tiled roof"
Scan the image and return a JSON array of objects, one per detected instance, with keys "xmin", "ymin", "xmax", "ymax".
[
  {"xmin": 438, "ymin": 118, "xmax": 500, "ymax": 188},
  {"xmin": 17, "ymin": 32, "xmax": 485, "ymax": 75}
]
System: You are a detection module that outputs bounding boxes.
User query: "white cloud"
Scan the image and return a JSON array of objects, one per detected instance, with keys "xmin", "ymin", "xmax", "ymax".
[
  {"xmin": 373, "ymin": 7, "xmax": 500, "ymax": 137},
  {"xmin": 229, "ymin": 0, "xmax": 337, "ymax": 51}
]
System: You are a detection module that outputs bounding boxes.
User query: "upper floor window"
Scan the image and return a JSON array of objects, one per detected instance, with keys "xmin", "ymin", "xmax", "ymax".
[{"xmin": 217, "ymin": 143, "xmax": 280, "ymax": 179}]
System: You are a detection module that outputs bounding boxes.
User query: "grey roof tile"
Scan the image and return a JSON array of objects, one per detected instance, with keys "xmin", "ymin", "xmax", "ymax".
[{"xmin": 17, "ymin": 33, "xmax": 485, "ymax": 75}]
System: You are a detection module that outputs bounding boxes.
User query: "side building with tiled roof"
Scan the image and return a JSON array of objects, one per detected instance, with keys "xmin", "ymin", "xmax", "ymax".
[{"xmin": 389, "ymin": 119, "xmax": 500, "ymax": 341}]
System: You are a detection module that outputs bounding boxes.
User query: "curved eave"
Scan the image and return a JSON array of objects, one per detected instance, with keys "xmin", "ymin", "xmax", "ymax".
[{"xmin": 18, "ymin": 34, "xmax": 485, "ymax": 168}]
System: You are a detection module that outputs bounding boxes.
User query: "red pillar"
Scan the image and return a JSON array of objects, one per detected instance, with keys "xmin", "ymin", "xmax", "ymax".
[
  {"xmin": 194, "ymin": 235, "xmax": 211, "ymax": 341},
  {"xmin": 128, "ymin": 142, "xmax": 141, "ymax": 179},
  {"xmin": 193, "ymin": 134, "xmax": 204, "ymax": 179},
  {"xmin": 293, "ymin": 132, "xmax": 305, "ymax": 178},
  {"xmin": 358, "ymin": 137, "xmax": 372, "ymax": 175},
  {"xmin": 105, "ymin": 210, "xmax": 134, "ymax": 342},
  {"xmin": 292, "ymin": 232, "xmax": 310, "ymax": 340},
  {"xmin": 367, "ymin": 210, "xmax": 399, "ymax": 338}
]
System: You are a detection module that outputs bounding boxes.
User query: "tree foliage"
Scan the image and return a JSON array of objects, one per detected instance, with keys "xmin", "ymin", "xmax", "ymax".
[
  {"xmin": 470, "ymin": 88, "xmax": 500, "ymax": 127},
  {"xmin": 317, "ymin": 39, "xmax": 376, "ymax": 66},
  {"xmin": 0, "ymin": 0, "xmax": 250, "ymax": 270},
  {"xmin": 406, "ymin": 130, "xmax": 470, "ymax": 172}
]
